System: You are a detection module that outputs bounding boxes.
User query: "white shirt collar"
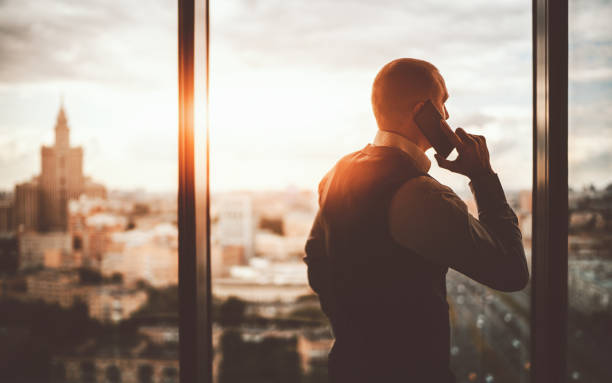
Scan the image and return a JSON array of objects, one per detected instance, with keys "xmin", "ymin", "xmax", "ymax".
[{"xmin": 372, "ymin": 130, "xmax": 431, "ymax": 173}]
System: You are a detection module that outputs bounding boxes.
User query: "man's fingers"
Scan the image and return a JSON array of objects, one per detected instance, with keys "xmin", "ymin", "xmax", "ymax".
[
  {"xmin": 457, "ymin": 128, "xmax": 478, "ymax": 149},
  {"xmin": 455, "ymin": 127, "xmax": 470, "ymax": 142},
  {"xmin": 470, "ymin": 134, "xmax": 485, "ymax": 145},
  {"xmin": 435, "ymin": 154, "xmax": 458, "ymax": 172},
  {"xmin": 452, "ymin": 127, "xmax": 469, "ymax": 155}
]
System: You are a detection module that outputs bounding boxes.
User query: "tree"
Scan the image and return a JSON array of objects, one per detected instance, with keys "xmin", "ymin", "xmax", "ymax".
[
  {"xmin": 218, "ymin": 297, "xmax": 247, "ymax": 327},
  {"xmin": 78, "ymin": 267, "xmax": 103, "ymax": 285},
  {"xmin": 0, "ymin": 299, "xmax": 103, "ymax": 381},
  {"xmin": 110, "ymin": 272, "xmax": 123, "ymax": 284},
  {"xmin": 218, "ymin": 330, "xmax": 302, "ymax": 383},
  {"xmin": 0, "ymin": 235, "xmax": 18, "ymax": 274},
  {"xmin": 133, "ymin": 285, "xmax": 178, "ymax": 318}
]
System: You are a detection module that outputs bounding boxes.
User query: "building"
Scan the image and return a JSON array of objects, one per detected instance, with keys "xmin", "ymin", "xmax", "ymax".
[
  {"xmin": 0, "ymin": 195, "xmax": 14, "ymax": 233},
  {"xmin": 68, "ymin": 196, "xmax": 121, "ymax": 267},
  {"xmin": 255, "ymin": 231, "xmax": 287, "ymax": 260},
  {"xmin": 282, "ymin": 210, "xmax": 315, "ymax": 258},
  {"xmin": 218, "ymin": 245, "xmax": 246, "ymax": 276},
  {"xmin": 87, "ymin": 286, "xmax": 147, "ymax": 323},
  {"xmin": 13, "ymin": 178, "xmax": 40, "ymax": 232},
  {"xmin": 215, "ymin": 194, "xmax": 254, "ymax": 259},
  {"xmin": 25, "ymin": 268, "xmax": 148, "ymax": 323},
  {"xmin": 39, "ymin": 103, "xmax": 86, "ymax": 231},
  {"xmin": 54, "ymin": 352, "xmax": 178, "ymax": 383},
  {"xmin": 25, "ymin": 269, "xmax": 88, "ymax": 308},
  {"xmin": 12, "ymin": 102, "xmax": 107, "ymax": 233},
  {"xmin": 86, "ymin": 213, "xmax": 126, "ymax": 266},
  {"xmin": 101, "ymin": 224, "xmax": 178, "ymax": 287},
  {"xmin": 70, "ymin": 204, "xmax": 127, "ymax": 269},
  {"xmin": 283, "ymin": 210, "xmax": 314, "ymax": 238},
  {"xmin": 19, "ymin": 231, "xmax": 72, "ymax": 270}
]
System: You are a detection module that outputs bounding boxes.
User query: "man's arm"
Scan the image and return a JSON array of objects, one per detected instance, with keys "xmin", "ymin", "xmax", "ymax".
[
  {"xmin": 303, "ymin": 169, "xmax": 336, "ymax": 298},
  {"xmin": 389, "ymin": 127, "xmax": 529, "ymax": 292},
  {"xmin": 304, "ymin": 209, "xmax": 328, "ymax": 295},
  {"xmin": 303, "ymin": 209, "xmax": 334, "ymax": 316},
  {"xmin": 389, "ymin": 174, "xmax": 529, "ymax": 292}
]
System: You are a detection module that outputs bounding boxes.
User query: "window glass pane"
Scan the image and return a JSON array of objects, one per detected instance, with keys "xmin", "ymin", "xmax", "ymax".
[
  {"xmin": 210, "ymin": 1, "xmax": 531, "ymax": 382},
  {"xmin": 568, "ymin": 1, "xmax": 612, "ymax": 381},
  {"xmin": 0, "ymin": 1, "xmax": 178, "ymax": 382}
]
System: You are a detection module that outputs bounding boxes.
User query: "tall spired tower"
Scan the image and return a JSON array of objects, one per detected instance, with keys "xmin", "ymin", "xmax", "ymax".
[{"xmin": 39, "ymin": 102, "xmax": 84, "ymax": 231}]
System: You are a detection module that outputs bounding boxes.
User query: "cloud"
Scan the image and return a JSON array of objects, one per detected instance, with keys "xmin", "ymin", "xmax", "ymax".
[
  {"xmin": 454, "ymin": 112, "xmax": 496, "ymax": 130},
  {"xmin": 0, "ymin": 0, "xmax": 176, "ymax": 89},
  {"xmin": 212, "ymin": 0, "xmax": 531, "ymax": 76},
  {"xmin": 570, "ymin": 149, "xmax": 612, "ymax": 189},
  {"xmin": 207, "ymin": 0, "xmax": 535, "ymax": 192}
]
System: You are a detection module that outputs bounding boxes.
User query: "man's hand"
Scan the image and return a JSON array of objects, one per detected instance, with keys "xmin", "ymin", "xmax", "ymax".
[{"xmin": 434, "ymin": 125, "xmax": 495, "ymax": 179}]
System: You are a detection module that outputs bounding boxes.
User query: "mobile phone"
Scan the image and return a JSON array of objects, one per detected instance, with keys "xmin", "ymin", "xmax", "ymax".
[{"xmin": 414, "ymin": 99, "xmax": 455, "ymax": 158}]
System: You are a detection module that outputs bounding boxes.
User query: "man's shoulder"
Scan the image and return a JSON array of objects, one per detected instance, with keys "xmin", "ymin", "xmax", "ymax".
[
  {"xmin": 388, "ymin": 175, "xmax": 468, "ymax": 243},
  {"xmin": 390, "ymin": 175, "xmax": 466, "ymax": 217},
  {"xmin": 318, "ymin": 148, "xmax": 366, "ymax": 194},
  {"xmin": 395, "ymin": 175, "xmax": 455, "ymax": 197}
]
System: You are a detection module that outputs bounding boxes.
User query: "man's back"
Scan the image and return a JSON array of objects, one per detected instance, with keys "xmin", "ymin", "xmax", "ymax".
[
  {"xmin": 306, "ymin": 144, "xmax": 455, "ymax": 382},
  {"xmin": 305, "ymin": 58, "xmax": 528, "ymax": 382}
]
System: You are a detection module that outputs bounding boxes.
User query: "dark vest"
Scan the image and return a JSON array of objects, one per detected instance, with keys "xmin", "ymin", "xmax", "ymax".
[{"xmin": 318, "ymin": 144, "xmax": 454, "ymax": 382}]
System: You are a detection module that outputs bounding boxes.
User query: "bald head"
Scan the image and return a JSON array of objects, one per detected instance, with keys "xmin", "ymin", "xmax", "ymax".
[{"xmin": 371, "ymin": 58, "xmax": 447, "ymax": 134}]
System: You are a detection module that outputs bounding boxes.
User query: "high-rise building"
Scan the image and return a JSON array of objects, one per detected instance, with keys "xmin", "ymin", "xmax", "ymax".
[
  {"xmin": 0, "ymin": 194, "xmax": 14, "ymax": 233},
  {"xmin": 14, "ymin": 178, "xmax": 40, "ymax": 232},
  {"xmin": 39, "ymin": 103, "xmax": 85, "ymax": 231},
  {"xmin": 12, "ymin": 102, "xmax": 107, "ymax": 233},
  {"xmin": 216, "ymin": 194, "xmax": 254, "ymax": 259}
]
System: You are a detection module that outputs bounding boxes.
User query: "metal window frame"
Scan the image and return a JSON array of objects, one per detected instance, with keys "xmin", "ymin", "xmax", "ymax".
[
  {"xmin": 177, "ymin": 0, "xmax": 570, "ymax": 382},
  {"xmin": 532, "ymin": 0, "xmax": 568, "ymax": 382},
  {"xmin": 178, "ymin": 0, "xmax": 212, "ymax": 382}
]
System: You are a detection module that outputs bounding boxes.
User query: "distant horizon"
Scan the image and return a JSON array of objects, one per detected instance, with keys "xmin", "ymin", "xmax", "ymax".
[
  {"xmin": 4, "ymin": 177, "xmax": 609, "ymax": 197},
  {"xmin": 0, "ymin": 102, "xmax": 607, "ymax": 194}
]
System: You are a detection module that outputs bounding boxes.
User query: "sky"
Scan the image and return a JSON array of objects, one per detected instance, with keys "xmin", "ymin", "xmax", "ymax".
[{"xmin": 0, "ymin": 0, "xmax": 609, "ymax": 193}]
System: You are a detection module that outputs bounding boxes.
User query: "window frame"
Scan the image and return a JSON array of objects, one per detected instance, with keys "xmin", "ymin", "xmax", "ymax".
[
  {"xmin": 177, "ymin": 0, "xmax": 571, "ymax": 381},
  {"xmin": 178, "ymin": 1, "xmax": 212, "ymax": 382},
  {"xmin": 532, "ymin": 0, "xmax": 569, "ymax": 382}
]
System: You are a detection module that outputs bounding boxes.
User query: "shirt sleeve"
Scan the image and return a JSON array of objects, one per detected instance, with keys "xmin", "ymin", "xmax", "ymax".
[
  {"xmin": 388, "ymin": 174, "xmax": 529, "ymax": 292},
  {"xmin": 303, "ymin": 209, "xmax": 335, "ymax": 316}
]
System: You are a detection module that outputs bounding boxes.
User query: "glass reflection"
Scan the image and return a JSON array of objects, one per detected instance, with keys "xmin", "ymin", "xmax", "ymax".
[
  {"xmin": 210, "ymin": 1, "xmax": 531, "ymax": 382},
  {"xmin": 0, "ymin": 1, "xmax": 179, "ymax": 382},
  {"xmin": 568, "ymin": 0, "xmax": 612, "ymax": 381}
]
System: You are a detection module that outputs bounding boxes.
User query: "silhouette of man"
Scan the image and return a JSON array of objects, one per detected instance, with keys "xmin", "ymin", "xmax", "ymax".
[{"xmin": 304, "ymin": 58, "xmax": 529, "ymax": 382}]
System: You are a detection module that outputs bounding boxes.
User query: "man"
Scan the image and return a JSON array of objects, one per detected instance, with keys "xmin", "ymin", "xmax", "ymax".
[{"xmin": 304, "ymin": 58, "xmax": 529, "ymax": 382}]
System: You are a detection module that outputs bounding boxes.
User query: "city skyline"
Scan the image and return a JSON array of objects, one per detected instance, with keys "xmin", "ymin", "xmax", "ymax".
[{"xmin": 0, "ymin": 2, "xmax": 610, "ymax": 383}]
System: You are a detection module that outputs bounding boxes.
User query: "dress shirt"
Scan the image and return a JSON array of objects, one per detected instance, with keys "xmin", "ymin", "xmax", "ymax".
[{"xmin": 373, "ymin": 130, "xmax": 529, "ymax": 291}]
